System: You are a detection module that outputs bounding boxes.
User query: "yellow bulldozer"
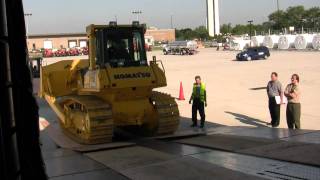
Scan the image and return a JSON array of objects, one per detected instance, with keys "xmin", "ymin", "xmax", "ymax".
[{"xmin": 39, "ymin": 22, "xmax": 180, "ymax": 144}]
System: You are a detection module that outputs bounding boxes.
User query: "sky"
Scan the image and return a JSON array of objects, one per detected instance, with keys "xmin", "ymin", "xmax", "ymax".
[{"xmin": 22, "ymin": 0, "xmax": 320, "ymax": 34}]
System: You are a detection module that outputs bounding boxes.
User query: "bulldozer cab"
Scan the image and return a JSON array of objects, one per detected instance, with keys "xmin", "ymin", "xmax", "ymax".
[{"xmin": 91, "ymin": 23, "xmax": 147, "ymax": 68}]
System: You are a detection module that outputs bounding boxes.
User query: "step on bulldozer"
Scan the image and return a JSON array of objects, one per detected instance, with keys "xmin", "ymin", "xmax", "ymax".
[{"xmin": 39, "ymin": 22, "xmax": 180, "ymax": 144}]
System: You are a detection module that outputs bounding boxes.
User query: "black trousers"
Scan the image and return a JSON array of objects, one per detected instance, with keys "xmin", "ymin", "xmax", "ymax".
[
  {"xmin": 268, "ymin": 97, "xmax": 280, "ymax": 127},
  {"xmin": 192, "ymin": 99, "xmax": 205, "ymax": 125},
  {"xmin": 286, "ymin": 103, "xmax": 301, "ymax": 129}
]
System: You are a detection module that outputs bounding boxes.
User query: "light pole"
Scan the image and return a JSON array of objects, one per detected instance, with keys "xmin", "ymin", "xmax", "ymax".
[
  {"xmin": 132, "ymin": 10, "xmax": 142, "ymax": 22},
  {"xmin": 170, "ymin": 14, "xmax": 173, "ymax": 29},
  {"xmin": 248, "ymin": 20, "xmax": 253, "ymax": 47},
  {"xmin": 24, "ymin": 13, "xmax": 32, "ymax": 49}
]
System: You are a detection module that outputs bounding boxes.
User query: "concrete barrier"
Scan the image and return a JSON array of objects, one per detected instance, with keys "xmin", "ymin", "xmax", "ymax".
[
  {"xmin": 263, "ymin": 35, "xmax": 279, "ymax": 49},
  {"xmin": 312, "ymin": 34, "xmax": 320, "ymax": 50},
  {"xmin": 294, "ymin": 34, "xmax": 314, "ymax": 50},
  {"xmin": 278, "ymin": 35, "xmax": 296, "ymax": 50}
]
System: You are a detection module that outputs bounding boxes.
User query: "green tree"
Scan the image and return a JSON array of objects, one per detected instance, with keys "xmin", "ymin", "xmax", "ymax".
[
  {"xmin": 231, "ymin": 24, "xmax": 250, "ymax": 35},
  {"xmin": 176, "ymin": 26, "xmax": 210, "ymax": 40},
  {"xmin": 176, "ymin": 28, "xmax": 195, "ymax": 40},
  {"xmin": 268, "ymin": 10, "xmax": 288, "ymax": 30},
  {"xmin": 266, "ymin": 5, "xmax": 319, "ymax": 31},
  {"xmin": 213, "ymin": 34, "xmax": 226, "ymax": 43},
  {"xmin": 220, "ymin": 23, "xmax": 232, "ymax": 35},
  {"xmin": 286, "ymin": 6, "xmax": 305, "ymax": 29},
  {"xmin": 175, "ymin": 29, "xmax": 184, "ymax": 40},
  {"xmin": 262, "ymin": 21, "xmax": 273, "ymax": 30},
  {"xmin": 194, "ymin": 26, "xmax": 210, "ymax": 40},
  {"xmin": 183, "ymin": 28, "xmax": 196, "ymax": 40},
  {"xmin": 304, "ymin": 7, "xmax": 320, "ymax": 29},
  {"xmin": 175, "ymin": 6, "xmax": 320, "ymax": 39}
]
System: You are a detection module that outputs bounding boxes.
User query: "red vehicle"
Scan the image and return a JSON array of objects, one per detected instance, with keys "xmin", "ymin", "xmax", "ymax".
[
  {"xmin": 43, "ymin": 49, "xmax": 54, "ymax": 57},
  {"xmin": 223, "ymin": 43, "xmax": 230, "ymax": 51},
  {"xmin": 81, "ymin": 47, "xmax": 89, "ymax": 55},
  {"xmin": 145, "ymin": 44, "xmax": 152, "ymax": 51},
  {"xmin": 67, "ymin": 48, "xmax": 80, "ymax": 56},
  {"xmin": 54, "ymin": 48, "xmax": 67, "ymax": 57}
]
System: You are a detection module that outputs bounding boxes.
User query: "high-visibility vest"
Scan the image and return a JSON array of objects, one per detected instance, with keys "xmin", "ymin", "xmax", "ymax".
[{"xmin": 192, "ymin": 83, "xmax": 206, "ymax": 102}]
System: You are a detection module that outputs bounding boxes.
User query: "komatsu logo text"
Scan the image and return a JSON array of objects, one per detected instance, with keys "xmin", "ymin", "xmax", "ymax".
[{"xmin": 114, "ymin": 72, "xmax": 151, "ymax": 80}]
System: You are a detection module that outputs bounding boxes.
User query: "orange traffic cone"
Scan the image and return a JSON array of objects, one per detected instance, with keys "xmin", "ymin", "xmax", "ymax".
[{"xmin": 178, "ymin": 82, "xmax": 185, "ymax": 100}]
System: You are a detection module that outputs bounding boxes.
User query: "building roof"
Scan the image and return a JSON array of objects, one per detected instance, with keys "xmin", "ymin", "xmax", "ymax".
[
  {"xmin": 28, "ymin": 28, "xmax": 175, "ymax": 39},
  {"xmin": 29, "ymin": 33, "xmax": 86, "ymax": 38}
]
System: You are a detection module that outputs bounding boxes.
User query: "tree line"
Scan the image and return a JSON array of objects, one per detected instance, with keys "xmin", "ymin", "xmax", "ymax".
[{"xmin": 176, "ymin": 6, "xmax": 320, "ymax": 41}]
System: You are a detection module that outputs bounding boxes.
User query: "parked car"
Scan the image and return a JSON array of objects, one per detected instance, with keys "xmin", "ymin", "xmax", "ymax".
[
  {"xmin": 67, "ymin": 48, "xmax": 80, "ymax": 56},
  {"xmin": 54, "ymin": 48, "xmax": 67, "ymax": 57},
  {"xmin": 236, "ymin": 46, "xmax": 270, "ymax": 61},
  {"xmin": 80, "ymin": 47, "xmax": 89, "ymax": 55},
  {"xmin": 145, "ymin": 43, "xmax": 152, "ymax": 51},
  {"xmin": 43, "ymin": 49, "xmax": 54, "ymax": 57}
]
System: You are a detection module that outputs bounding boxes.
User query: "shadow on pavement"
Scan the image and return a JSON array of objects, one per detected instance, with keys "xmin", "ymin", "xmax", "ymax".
[
  {"xmin": 179, "ymin": 117, "xmax": 224, "ymax": 131},
  {"xmin": 249, "ymin": 87, "xmax": 267, "ymax": 91},
  {"xmin": 231, "ymin": 59, "xmax": 247, "ymax": 62},
  {"xmin": 225, "ymin": 111, "xmax": 269, "ymax": 128}
]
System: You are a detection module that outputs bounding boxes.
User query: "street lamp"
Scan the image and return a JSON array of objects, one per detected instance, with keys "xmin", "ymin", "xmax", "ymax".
[
  {"xmin": 248, "ymin": 20, "xmax": 253, "ymax": 47},
  {"xmin": 24, "ymin": 13, "xmax": 32, "ymax": 49},
  {"xmin": 132, "ymin": 10, "xmax": 142, "ymax": 22}
]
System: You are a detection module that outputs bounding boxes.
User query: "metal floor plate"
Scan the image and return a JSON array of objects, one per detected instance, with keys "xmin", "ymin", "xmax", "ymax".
[
  {"xmin": 45, "ymin": 154, "xmax": 105, "ymax": 178},
  {"xmin": 41, "ymin": 131, "xmax": 60, "ymax": 151},
  {"xmin": 206, "ymin": 126, "xmax": 315, "ymax": 140},
  {"xmin": 49, "ymin": 169, "xmax": 129, "ymax": 180},
  {"xmin": 282, "ymin": 131, "xmax": 320, "ymax": 144},
  {"xmin": 239, "ymin": 141, "xmax": 320, "ymax": 167},
  {"xmin": 136, "ymin": 139, "xmax": 211, "ymax": 156},
  {"xmin": 191, "ymin": 150, "xmax": 320, "ymax": 180},
  {"xmin": 85, "ymin": 146, "xmax": 175, "ymax": 171},
  {"xmin": 121, "ymin": 156, "xmax": 266, "ymax": 180},
  {"xmin": 175, "ymin": 134, "xmax": 281, "ymax": 152},
  {"xmin": 42, "ymin": 148, "xmax": 77, "ymax": 160}
]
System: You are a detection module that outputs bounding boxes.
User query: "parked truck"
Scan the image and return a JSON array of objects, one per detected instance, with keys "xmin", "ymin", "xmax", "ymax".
[{"xmin": 163, "ymin": 41, "xmax": 198, "ymax": 55}]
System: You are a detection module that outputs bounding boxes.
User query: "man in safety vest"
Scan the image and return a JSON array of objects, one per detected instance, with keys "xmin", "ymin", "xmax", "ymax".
[{"xmin": 189, "ymin": 76, "xmax": 207, "ymax": 128}]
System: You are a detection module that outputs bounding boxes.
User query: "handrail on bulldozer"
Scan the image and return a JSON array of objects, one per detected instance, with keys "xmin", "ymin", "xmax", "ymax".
[{"xmin": 152, "ymin": 56, "xmax": 165, "ymax": 74}]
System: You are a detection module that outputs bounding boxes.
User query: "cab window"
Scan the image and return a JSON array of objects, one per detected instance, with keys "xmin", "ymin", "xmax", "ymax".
[{"xmin": 95, "ymin": 28, "xmax": 147, "ymax": 68}]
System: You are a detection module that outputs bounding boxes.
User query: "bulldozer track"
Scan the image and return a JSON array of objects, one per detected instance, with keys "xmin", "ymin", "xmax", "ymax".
[
  {"xmin": 60, "ymin": 96, "xmax": 113, "ymax": 145},
  {"xmin": 151, "ymin": 91, "xmax": 180, "ymax": 135}
]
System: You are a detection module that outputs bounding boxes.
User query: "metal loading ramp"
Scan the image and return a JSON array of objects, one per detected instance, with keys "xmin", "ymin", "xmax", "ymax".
[{"xmin": 39, "ymin": 98, "xmax": 320, "ymax": 180}]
